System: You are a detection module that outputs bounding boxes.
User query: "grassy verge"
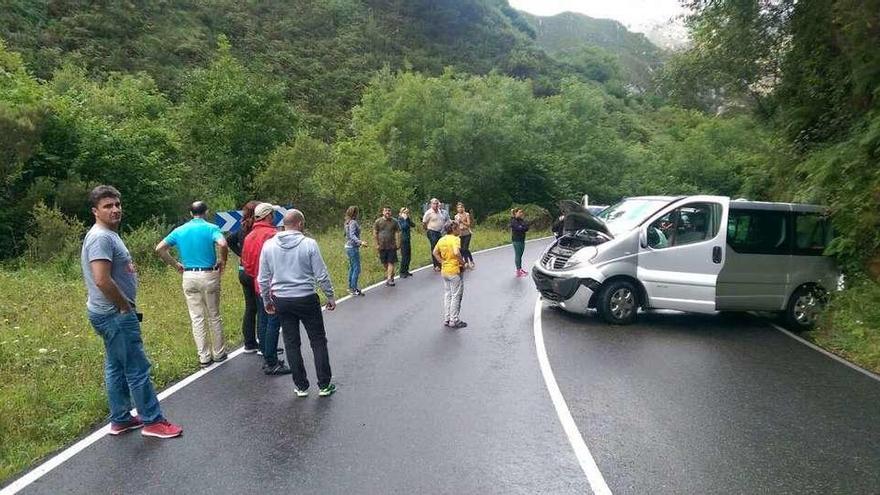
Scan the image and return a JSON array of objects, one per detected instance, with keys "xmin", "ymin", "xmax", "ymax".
[
  {"xmin": 0, "ymin": 227, "xmax": 539, "ymax": 483},
  {"xmin": 807, "ymin": 278, "xmax": 880, "ymax": 375}
]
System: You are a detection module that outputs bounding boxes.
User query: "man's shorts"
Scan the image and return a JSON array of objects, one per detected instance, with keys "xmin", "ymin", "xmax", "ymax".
[{"xmin": 379, "ymin": 248, "xmax": 398, "ymax": 264}]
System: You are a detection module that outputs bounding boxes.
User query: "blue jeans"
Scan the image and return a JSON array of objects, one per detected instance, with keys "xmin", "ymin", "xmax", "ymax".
[
  {"xmin": 256, "ymin": 296, "xmax": 281, "ymax": 366},
  {"xmin": 346, "ymin": 246, "xmax": 361, "ymax": 290},
  {"xmin": 87, "ymin": 310, "xmax": 163, "ymax": 425}
]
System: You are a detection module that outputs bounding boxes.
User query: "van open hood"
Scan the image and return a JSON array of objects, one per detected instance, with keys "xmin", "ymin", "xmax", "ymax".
[{"xmin": 558, "ymin": 200, "xmax": 612, "ymax": 237}]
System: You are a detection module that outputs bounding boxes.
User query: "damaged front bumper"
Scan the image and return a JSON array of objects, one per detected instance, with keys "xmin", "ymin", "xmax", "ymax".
[{"xmin": 531, "ymin": 263, "xmax": 603, "ymax": 315}]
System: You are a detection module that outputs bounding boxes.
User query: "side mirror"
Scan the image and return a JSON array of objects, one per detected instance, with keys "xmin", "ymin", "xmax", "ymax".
[{"xmin": 639, "ymin": 228, "xmax": 648, "ymax": 248}]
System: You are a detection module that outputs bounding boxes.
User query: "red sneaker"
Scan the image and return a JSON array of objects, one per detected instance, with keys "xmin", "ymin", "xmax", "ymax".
[
  {"xmin": 109, "ymin": 416, "xmax": 144, "ymax": 435},
  {"xmin": 141, "ymin": 420, "xmax": 183, "ymax": 439}
]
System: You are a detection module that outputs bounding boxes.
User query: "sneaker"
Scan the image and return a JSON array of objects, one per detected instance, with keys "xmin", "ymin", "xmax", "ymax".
[
  {"xmin": 256, "ymin": 350, "xmax": 263, "ymax": 356},
  {"xmin": 213, "ymin": 354, "xmax": 228, "ymax": 363},
  {"xmin": 294, "ymin": 387, "xmax": 309, "ymax": 397},
  {"xmin": 242, "ymin": 346, "xmax": 259, "ymax": 354},
  {"xmin": 451, "ymin": 321, "xmax": 468, "ymax": 329},
  {"xmin": 318, "ymin": 384, "xmax": 337, "ymax": 397},
  {"xmin": 385, "ymin": 279, "xmax": 396, "ymax": 287},
  {"xmin": 352, "ymin": 288, "xmax": 364, "ymax": 296},
  {"xmin": 109, "ymin": 416, "xmax": 143, "ymax": 435},
  {"xmin": 264, "ymin": 362, "xmax": 292, "ymax": 375},
  {"xmin": 444, "ymin": 320, "xmax": 450, "ymax": 327},
  {"xmin": 199, "ymin": 360, "xmax": 212, "ymax": 369},
  {"xmin": 142, "ymin": 420, "xmax": 183, "ymax": 439}
]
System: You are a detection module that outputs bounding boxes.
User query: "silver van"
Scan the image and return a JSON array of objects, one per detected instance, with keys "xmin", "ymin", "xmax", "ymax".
[{"xmin": 531, "ymin": 196, "xmax": 839, "ymax": 331}]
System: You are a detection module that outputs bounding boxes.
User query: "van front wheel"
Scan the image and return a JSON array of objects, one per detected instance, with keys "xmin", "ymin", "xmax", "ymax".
[
  {"xmin": 597, "ymin": 280, "xmax": 639, "ymax": 325},
  {"xmin": 785, "ymin": 285, "xmax": 826, "ymax": 332}
]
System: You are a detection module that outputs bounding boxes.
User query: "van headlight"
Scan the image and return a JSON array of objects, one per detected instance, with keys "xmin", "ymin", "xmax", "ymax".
[{"xmin": 565, "ymin": 246, "xmax": 598, "ymax": 268}]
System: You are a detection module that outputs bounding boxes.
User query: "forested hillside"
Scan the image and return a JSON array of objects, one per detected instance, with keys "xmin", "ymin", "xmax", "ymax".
[
  {"xmin": 1, "ymin": 0, "xmax": 566, "ymax": 134},
  {"xmin": 519, "ymin": 11, "xmax": 666, "ymax": 92}
]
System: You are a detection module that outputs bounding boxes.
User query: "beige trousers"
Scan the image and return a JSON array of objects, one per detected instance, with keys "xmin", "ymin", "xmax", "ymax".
[{"xmin": 182, "ymin": 271, "xmax": 226, "ymax": 363}]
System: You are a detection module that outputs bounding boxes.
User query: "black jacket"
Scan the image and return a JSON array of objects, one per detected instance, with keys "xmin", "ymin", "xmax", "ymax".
[{"xmin": 510, "ymin": 217, "xmax": 529, "ymax": 242}]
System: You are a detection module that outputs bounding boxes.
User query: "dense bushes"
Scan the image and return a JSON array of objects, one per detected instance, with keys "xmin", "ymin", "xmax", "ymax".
[
  {"xmin": 484, "ymin": 204, "xmax": 552, "ymax": 231},
  {"xmin": 24, "ymin": 203, "xmax": 84, "ymax": 268}
]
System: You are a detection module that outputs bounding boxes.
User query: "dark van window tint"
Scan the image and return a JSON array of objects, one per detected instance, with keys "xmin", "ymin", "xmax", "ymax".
[
  {"xmin": 727, "ymin": 209, "xmax": 789, "ymax": 255},
  {"xmin": 794, "ymin": 213, "xmax": 832, "ymax": 255}
]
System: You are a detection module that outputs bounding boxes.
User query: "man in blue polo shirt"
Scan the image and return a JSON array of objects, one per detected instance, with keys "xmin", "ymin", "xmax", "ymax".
[{"xmin": 155, "ymin": 201, "xmax": 229, "ymax": 368}]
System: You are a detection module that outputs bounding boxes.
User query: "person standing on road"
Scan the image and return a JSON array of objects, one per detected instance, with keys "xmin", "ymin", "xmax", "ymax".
[
  {"xmin": 226, "ymin": 200, "xmax": 260, "ymax": 353},
  {"xmin": 422, "ymin": 198, "xmax": 449, "ymax": 272},
  {"xmin": 82, "ymin": 185, "xmax": 182, "ymax": 439},
  {"xmin": 454, "ymin": 202, "xmax": 474, "ymax": 269},
  {"xmin": 510, "ymin": 208, "xmax": 529, "ymax": 277},
  {"xmin": 397, "ymin": 207, "xmax": 416, "ymax": 278},
  {"xmin": 374, "ymin": 206, "xmax": 401, "ymax": 286},
  {"xmin": 155, "ymin": 201, "xmax": 228, "ymax": 368},
  {"xmin": 242, "ymin": 203, "xmax": 291, "ymax": 376},
  {"xmin": 433, "ymin": 221, "xmax": 467, "ymax": 328},
  {"xmin": 344, "ymin": 206, "xmax": 367, "ymax": 296},
  {"xmin": 258, "ymin": 210, "xmax": 337, "ymax": 397}
]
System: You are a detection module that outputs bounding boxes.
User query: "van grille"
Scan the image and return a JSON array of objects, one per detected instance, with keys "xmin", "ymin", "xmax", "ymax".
[{"xmin": 542, "ymin": 247, "xmax": 573, "ymax": 270}]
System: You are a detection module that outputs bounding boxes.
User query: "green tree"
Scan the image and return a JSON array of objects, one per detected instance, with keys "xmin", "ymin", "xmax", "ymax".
[
  {"xmin": 0, "ymin": 38, "xmax": 48, "ymax": 254},
  {"xmin": 176, "ymin": 37, "xmax": 299, "ymax": 203},
  {"xmin": 254, "ymin": 134, "xmax": 333, "ymax": 225},
  {"xmin": 316, "ymin": 138, "xmax": 414, "ymax": 218}
]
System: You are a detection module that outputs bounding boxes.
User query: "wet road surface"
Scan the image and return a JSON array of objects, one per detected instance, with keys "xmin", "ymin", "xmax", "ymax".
[
  {"xmin": 8, "ymin": 238, "xmax": 880, "ymax": 494},
  {"xmin": 540, "ymin": 308, "xmax": 880, "ymax": 494}
]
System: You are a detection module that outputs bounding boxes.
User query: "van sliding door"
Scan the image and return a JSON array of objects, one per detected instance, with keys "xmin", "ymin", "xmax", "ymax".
[{"xmin": 716, "ymin": 207, "xmax": 791, "ymax": 310}]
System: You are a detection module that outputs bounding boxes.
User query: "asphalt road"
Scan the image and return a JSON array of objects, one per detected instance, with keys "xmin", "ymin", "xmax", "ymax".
[
  {"xmin": 8, "ymin": 237, "xmax": 880, "ymax": 494},
  {"xmin": 541, "ymin": 308, "xmax": 880, "ymax": 494}
]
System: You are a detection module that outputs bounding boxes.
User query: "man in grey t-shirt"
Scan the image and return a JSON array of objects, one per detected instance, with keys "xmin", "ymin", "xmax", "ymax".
[{"xmin": 81, "ymin": 185, "xmax": 182, "ymax": 439}]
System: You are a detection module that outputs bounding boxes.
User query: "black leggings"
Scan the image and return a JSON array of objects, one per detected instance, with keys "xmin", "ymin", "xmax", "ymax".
[
  {"xmin": 238, "ymin": 270, "xmax": 258, "ymax": 349},
  {"xmin": 460, "ymin": 234, "xmax": 473, "ymax": 263}
]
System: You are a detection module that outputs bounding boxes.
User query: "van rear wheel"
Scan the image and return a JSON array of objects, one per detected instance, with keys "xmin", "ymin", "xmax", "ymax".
[
  {"xmin": 597, "ymin": 280, "xmax": 639, "ymax": 325},
  {"xmin": 785, "ymin": 285, "xmax": 826, "ymax": 332}
]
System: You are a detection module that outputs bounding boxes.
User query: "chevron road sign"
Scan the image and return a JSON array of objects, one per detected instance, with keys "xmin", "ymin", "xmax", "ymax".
[{"xmin": 214, "ymin": 205, "xmax": 292, "ymax": 233}]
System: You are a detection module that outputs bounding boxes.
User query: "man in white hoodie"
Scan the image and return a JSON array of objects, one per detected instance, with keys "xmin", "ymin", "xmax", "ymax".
[{"xmin": 258, "ymin": 210, "xmax": 337, "ymax": 397}]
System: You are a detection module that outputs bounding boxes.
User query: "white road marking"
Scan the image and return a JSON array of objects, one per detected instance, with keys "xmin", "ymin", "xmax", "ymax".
[
  {"xmin": 3, "ymin": 236, "xmax": 554, "ymax": 494},
  {"xmin": 764, "ymin": 319, "xmax": 880, "ymax": 383},
  {"xmin": 0, "ymin": 345, "xmax": 247, "ymax": 495},
  {"xmin": 533, "ymin": 298, "xmax": 612, "ymax": 495}
]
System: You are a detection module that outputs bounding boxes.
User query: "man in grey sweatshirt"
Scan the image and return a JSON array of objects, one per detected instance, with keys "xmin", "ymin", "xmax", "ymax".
[{"xmin": 258, "ymin": 209, "xmax": 337, "ymax": 397}]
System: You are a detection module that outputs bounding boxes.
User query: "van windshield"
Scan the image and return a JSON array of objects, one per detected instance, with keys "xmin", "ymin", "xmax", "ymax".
[{"xmin": 597, "ymin": 198, "xmax": 671, "ymax": 236}]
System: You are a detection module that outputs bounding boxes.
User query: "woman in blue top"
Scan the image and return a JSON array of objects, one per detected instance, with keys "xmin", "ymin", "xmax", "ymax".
[
  {"xmin": 344, "ymin": 206, "xmax": 367, "ymax": 295},
  {"xmin": 397, "ymin": 207, "xmax": 416, "ymax": 278}
]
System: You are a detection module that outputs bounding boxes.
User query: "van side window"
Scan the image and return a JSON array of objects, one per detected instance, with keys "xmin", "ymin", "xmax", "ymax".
[
  {"xmin": 794, "ymin": 212, "xmax": 831, "ymax": 255},
  {"xmin": 647, "ymin": 203, "xmax": 722, "ymax": 249},
  {"xmin": 727, "ymin": 209, "xmax": 788, "ymax": 255}
]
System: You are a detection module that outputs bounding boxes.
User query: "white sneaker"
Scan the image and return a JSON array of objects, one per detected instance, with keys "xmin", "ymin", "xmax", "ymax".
[{"xmin": 294, "ymin": 388, "xmax": 308, "ymax": 397}]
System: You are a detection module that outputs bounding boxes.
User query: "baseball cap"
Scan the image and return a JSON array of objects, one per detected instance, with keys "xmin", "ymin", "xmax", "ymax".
[{"xmin": 254, "ymin": 203, "xmax": 274, "ymax": 220}]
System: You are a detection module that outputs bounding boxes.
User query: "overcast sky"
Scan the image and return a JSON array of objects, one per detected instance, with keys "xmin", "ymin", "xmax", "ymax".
[{"xmin": 508, "ymin": 0, "xmax": 687, "ymax": 34}]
